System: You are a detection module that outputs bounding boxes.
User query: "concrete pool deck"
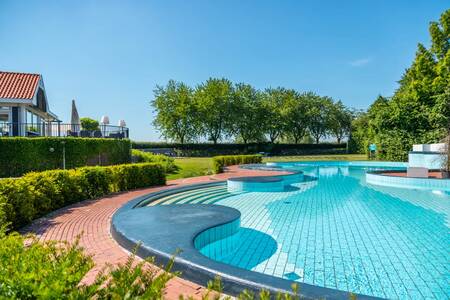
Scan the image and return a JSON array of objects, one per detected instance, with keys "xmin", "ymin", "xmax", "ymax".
[{"xmin": 24, "ymin": 165, "xmax": 292, "ymax": 299}]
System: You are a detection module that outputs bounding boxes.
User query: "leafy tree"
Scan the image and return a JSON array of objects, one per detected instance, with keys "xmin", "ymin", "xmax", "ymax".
[
  {"xmin": 329, "ymin": 100, "xmax": 353, "ymax": 143},
  {"xmin": 152, "ymin": 80, "xmax": 198, "ymax": 144},
  {"xmin": 307, "ymin": 94, "xmax": 333, "ymax": 144},
  {"xmin": 348, "ymin": 110, "xmax": 369, "ymax": 154},
  {"xmin": 366, "ymin": 9, "xmax": 450, "ymax": 160},
  {"xmin": 231, "ymin": 83, "xmax": 265, "ymax": 144},
  {"xmin": 80, "ymin": 117, "xmax": 99, "ymax": 131},
  {"xmin": 194, "ymin": 78, "xmax": 234, "ymax": 144},
  {"xmin": 261, "ymin": 88, "xmax": 289, "ymax": 143},
  {"xmin": 283, "ymin": 90, "xmax": 310, "ymax": 144}
]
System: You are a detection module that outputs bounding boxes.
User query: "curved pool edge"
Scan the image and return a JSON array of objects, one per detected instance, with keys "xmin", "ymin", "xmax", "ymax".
[
  {"xmin": 366, "ymin": 169, "xmax": 450, "ymax": 191},
  {"xmin": 111, "ymin": 182, "xmax": 381, "ymax": 300}
]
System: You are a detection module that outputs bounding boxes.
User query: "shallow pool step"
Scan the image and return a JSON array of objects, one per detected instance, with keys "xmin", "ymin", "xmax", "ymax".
[
  {"xmin": 147, "ymin": 186, "xmax": 233, "ymax": 206},
  {"xmin": 148, "ymin": 186, "xmax": 224, "ymax": 206}
]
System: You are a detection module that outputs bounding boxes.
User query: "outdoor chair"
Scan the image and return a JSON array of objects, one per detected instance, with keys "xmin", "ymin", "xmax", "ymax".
[
  {"xmin": 92, "ymin": 130, "xmax": 102, "ymax": 138},
  {"xmin": 79, "ymin": 130, "xmax": 91, "ymax": 137},
  {"xmin": 67, "ymin": 130, "xmax": 78, "ymax": 137}
]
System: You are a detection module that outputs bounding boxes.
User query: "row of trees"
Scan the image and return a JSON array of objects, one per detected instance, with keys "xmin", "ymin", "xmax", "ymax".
[
  {"xmin": 151, "ymin": 79, "xmax": 353, "ymax": 144},
  {"xmin": 349, "ymin": 9, "xmax": 450, "ymax": 161}
]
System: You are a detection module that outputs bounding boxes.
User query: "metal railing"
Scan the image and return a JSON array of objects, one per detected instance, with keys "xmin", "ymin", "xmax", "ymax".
[{"xmin": 0, "ymin": 122, "xmax": 129, "ymax": 139}]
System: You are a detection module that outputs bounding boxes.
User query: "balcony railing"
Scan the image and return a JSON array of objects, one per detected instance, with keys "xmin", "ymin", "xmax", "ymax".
[{"xmin": 0, "ymin": 122, "xmax": 129, "ymax": 139}]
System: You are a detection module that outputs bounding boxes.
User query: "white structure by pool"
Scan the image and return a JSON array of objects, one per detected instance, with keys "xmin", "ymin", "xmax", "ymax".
[{"xmin": 409, "ymin": 143, "xmax": 447, "ymax": 169}]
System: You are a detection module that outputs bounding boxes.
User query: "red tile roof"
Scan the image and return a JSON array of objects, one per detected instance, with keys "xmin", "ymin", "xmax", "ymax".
[{"xmin": 0, "ymin": 71, "xmax": 41, "ymax": 100}]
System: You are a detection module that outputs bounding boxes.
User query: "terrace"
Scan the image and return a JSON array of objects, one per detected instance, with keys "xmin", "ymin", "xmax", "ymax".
[
  {"xmin": 0, "ymin": 121, "xmax": 129, "ymax": 138},
  {"xmin": 0, "ymin": 71, "xmax": 129, "ymax": 139}
]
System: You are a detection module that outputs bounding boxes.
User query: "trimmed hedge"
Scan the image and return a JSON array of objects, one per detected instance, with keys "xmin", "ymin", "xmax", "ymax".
[
  {"xmin": 131, "ymin": 149, "xmax": 177, "ymax": 173},
  {"xmin": 0, "ymin": 137, "xmax": 131, "ymax": 178},
  {"xmin": 0, "ymin": 163, "xmax": 165, "ymax": 230},
  {"xmin": 132, "ymin": 142, "xmax": 346, "ymax": 157},
  {"xmin": 213, "ymin": 154, "xmax": 263, "ymax": 173}
]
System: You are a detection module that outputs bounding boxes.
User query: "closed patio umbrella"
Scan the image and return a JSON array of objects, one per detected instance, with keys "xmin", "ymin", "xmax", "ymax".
[{"xmin": 71, "ymin": 99, "xmax": 81, "ymax": 133}]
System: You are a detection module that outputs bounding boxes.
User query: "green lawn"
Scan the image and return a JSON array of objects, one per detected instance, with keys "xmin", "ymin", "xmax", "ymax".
[
  {"xmin": 167, "ymin": 157, "xmax": 214, "ymax": 180},
  {"xmin": 167, "ymin": 154, "xmax": 366, "ymax": 180}
]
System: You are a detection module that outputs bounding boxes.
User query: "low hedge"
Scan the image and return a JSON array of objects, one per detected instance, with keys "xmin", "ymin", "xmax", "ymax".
[
  {"xmin": 0, "ymin": 137, "xmax": 131, "ymax": 178},
  {"xmin": 0, "ymin": 163, "xmax": 165, "ymax": 230},
  {"xmin": 132, "ymin": 142, "xmax": 346, "ymax": 157},
  {"xmin": 131, "ymin": 149, "xmax": 177, "ymax": 173},
  {"xmin": 213, "ymin": 154, "xmax": 263, "ymax": 173}
]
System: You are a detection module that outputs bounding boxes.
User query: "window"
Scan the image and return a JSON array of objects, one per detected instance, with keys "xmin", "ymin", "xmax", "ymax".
[{"xmin": 36, "ymin": 88, "xmax": 47, "ymax": 112}]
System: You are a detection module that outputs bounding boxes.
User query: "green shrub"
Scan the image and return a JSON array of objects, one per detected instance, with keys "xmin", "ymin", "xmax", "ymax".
[
  {"xmin": 0, "ymin": 163, "xmax": 165, "ymax": 230},
  {"xmin": 80, "ymin": 117, "xmax": 100, "ymax": 131},
  {"xmin": 0, "ymin": 137, "xmax": 131, "ymax": 178},
  {"xmin": 131, "ymin": 149, "xmax": 177, "ymax": 173},
  {"xmin": 213, "ymin": 154, "xmax": 262, "ymax": 173},
  {"xmin": 0, "ymin": 231, "xmax": 93, "ymax": 299},
  {"xmin": 132, "ymin": 142, "xmax": 346, "ymax": 157},
  {"xmin": 0, "ymin": 226, "xmax": 175, "ymax": 299}
]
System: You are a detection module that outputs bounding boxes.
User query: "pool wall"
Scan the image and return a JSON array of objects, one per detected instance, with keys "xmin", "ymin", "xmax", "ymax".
[{"xmin": 366, "ymin": 170, "xmax": 450, "ymax": 191}]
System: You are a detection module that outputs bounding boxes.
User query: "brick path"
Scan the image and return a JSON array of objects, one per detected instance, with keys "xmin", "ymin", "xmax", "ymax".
[{"xmin": 26, "ymin": 166, "xmax": 289, "ymax": 299}]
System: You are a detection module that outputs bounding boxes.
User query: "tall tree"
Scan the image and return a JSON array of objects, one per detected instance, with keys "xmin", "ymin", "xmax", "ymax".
[
  {"xmin": 307, "ymin": 94, "xmax": 333, "ymax": 144},
  {"xmin": 151, "ymin": 80, "xmax": 198, "ymax": 144},
  {"xmin": 261, "ymin": 88, "xmax": 289, "ymax": 143},
  {"xmin": 329, "ymin": 100, "xmax": 353, "ymax": 143},
  {"xmin": 231, "ymin": 83, "xmax": 265, "ymax": 144},
  {"xmin": 284, "ymin": 91, "xmax": 310, "ymax": 144},
  {"xmin": 194, "ymin": 78, "xmax": 234, "ymax": 144},
  {"xmin": 366, "ymin": 9, "xmax": 450, "ymax": 160}
]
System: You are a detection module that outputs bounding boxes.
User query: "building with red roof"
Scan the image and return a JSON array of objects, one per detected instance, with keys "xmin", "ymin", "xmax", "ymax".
[{"xmin": 0, "ymin": 71, "xmax": 59, "ymax": 136}]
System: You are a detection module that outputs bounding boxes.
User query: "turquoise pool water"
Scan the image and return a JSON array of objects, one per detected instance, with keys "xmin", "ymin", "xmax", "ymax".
[{"xmin": 150, "ymin": 163, "xmax": 450, "ymax": 299}]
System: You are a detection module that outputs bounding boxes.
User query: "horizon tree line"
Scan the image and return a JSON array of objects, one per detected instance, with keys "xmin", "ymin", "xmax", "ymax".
[{"xmin": 151, "ymin": 78, "xmax": 354, "ymax": 145}]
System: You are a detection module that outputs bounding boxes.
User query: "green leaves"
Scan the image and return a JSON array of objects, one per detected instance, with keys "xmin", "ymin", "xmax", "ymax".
[
  {"xmin": 359, "ymin": 9, "xmax": 450, "ymax": 161},
  {"xmin": 151, "ymin": 79, "xmax": 352, "ymax": 145},
  {"xmin": 0, "ymin": 137, "xmax": 131, "ymax": 178},
  {"xmin": 152, "ymin": 80, "xmax": 198, "ymax": 144},
  {"xmin": 0, "ymin": 233, "xmax": 93, "ymax": 299},
  {"xmin": 212, "ymin": 154, "xmax": 262, "ymax": 173},
  {"xmin": 80, "ymin": 117, "xmax": 100, "ymax": 131},
  {"xmin": 0, "ymin": 163, "xmax": 165, "ymax": 230}
]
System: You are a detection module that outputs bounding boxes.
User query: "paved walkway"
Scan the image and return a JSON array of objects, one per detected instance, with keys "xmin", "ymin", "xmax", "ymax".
[{"xmin": 25, "ymin": 166, "xmax": 288, "ymax": 299}]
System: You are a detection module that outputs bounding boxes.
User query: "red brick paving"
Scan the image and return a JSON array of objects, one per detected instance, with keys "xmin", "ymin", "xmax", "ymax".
[{"xmin": 25, "ymin": 166, "xmax": 289, "ymax": 299}]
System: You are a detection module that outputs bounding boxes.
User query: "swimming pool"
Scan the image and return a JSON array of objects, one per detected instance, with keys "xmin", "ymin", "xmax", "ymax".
[{"xmin": 146, "ymin": 162, "xmax": 449, "ymax": 299}]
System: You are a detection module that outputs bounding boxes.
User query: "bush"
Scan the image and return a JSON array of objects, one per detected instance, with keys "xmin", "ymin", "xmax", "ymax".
[
  {"xmin": 213, "ymin": 154, "xmax": 262, "ymax": 173},
  {"xmin": 80, "ymin": 117, "xmax": 100, "ymax": 131},
  {"xmin": 131, "ymin": 149, "xmax": 177, "ymax": 173},
  {"xmin": 0, "ymin": 231, "xmax": 93, "ymax": 299},
  {"xmin": 0, "ymin": 163, "xmax": 165, "ymax": 230},
  {"xmin": 0, "ymin": 137, "xmax": 131, "ymax": 178},
  {"xmin": 131, "ymin": 142, "xmax": 346, "ymax": 157},
  {"xmin": 0, "ymin": 226, "xmax": 175, "ymax": 299}
]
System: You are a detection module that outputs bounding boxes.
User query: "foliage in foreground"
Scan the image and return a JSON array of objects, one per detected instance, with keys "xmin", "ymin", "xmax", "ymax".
[
  {"xmin": 213, "ymin": 154, "xmax": 263, "ymax": 173},
  {"xmin": 0, "ymin": 229, "xmax": 93, "ymax": 299},
  {"xmin": 0, "ymin": 163, "xmax": 165, "ymax": 230},
  {"xmin": 131, "ymin": 149, "xmax": 177, "ymax": 173},
  {"xmin": 0, "ymin": 227, "xmax": 175, "ymax": 299}
]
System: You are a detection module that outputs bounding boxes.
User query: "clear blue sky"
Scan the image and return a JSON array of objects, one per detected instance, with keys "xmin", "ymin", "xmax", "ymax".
[{"xmin": 0, "ymin": 0, "xmax": 447, "ymax": 141}]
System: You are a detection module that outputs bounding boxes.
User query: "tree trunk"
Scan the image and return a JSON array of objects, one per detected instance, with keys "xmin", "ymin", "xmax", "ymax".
[
  {"xmin": 337, "ymin": 137, "xmax": 341, "ymax": 144},
  {"xmin": 315, "ymin": 137, "xmax": 320, "ymax": 144}
]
